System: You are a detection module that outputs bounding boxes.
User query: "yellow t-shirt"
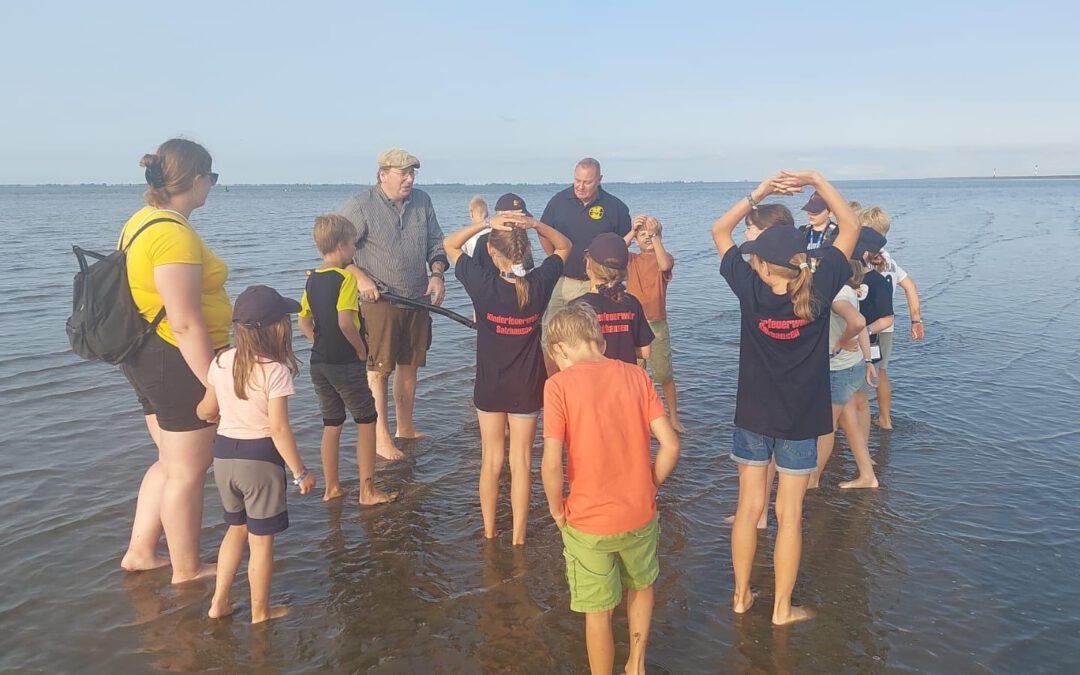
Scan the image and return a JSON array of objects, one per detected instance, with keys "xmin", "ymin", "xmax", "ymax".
[{"xmin": 119, "ymin": 206, "xmax": 232, "ymax": 348}]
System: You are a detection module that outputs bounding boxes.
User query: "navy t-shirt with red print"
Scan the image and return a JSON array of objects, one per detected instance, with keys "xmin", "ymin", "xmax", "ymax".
[
  {"xmin": 576, "ymin": 291, "xmax": 655, "ymax": 365},
  {"xmin": 719, "ymin": 245, "xmax": 852, "ymax": 440},
  {"xmin": 455, "ymin": 253, "xmax": 563, "ymax": 414}
]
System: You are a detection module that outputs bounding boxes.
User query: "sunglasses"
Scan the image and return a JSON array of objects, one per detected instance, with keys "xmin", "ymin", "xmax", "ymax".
[{"xmin": 208, "ymin": 172, "xmax": 219, "ymax": 186}]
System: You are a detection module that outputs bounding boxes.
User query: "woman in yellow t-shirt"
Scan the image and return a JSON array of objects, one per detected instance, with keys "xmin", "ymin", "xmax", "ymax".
[{"xmin": 118, "ymin": 138, "xmax": 231, "ymax": 584}]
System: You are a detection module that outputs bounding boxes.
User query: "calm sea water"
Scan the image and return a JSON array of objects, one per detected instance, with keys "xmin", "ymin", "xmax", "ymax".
[{"xmin": 1, "ymin": 180, "xmax": 1078, "ymax": 673}]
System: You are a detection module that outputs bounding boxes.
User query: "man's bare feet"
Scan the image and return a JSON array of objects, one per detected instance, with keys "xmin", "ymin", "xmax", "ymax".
[
  {"xmin": 359, "ymin": 489, "xmax": 399, "ymax": 507},
  {"xmin": 121, "ymin": 552, "xmax": 169, "ymax": 573},
  {"xmin": 376, "ymin": 435, "xmax": 405, "ymax": 461},
  {"xmin": 208, "ymin": 599, "xmax": 234, "ymax": 619},
  {"xmin": 772, "ymin": 605, "xmax": 815, "ymax": 626},
  {"xmin": 733, "ymin": 589, "xmax": 758, "ymax": 614},
  {"xmin": 839, "ymin": 475, "xmax": 879, "ymax": 489},
  {"xmin": 670, "ymin": 415, "xmax": 686, "ymax": 434},
  {"xmin": 171, "ymin": 563, "xmax": 215, "ymax": 585},
  {"xmin": 323, "ymin": 485, "xmax": 344, "ymax": 501},
  {"xmin": 252, "ymin": 605, "xmax": 289, "ymax": 624},
  {"xmin": 875, "ymin": 415, "xmax": 893, "ymax": 430},
  {"xmin": 724, "ymin": 514, "xmax": 767, "ymax": 530}
]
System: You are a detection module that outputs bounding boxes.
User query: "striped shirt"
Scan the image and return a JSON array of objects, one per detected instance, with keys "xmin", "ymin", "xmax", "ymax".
[{"xmin": 337, "ymin": 186, "xmax": 448, "ymax": 300}]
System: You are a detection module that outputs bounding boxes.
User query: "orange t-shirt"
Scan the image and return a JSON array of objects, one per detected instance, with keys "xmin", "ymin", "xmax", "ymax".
[
  {"xmin": 543, "ymin": 358, "xmax": 666, "ymax": 535},
  {"xmin": 626, "ymin": 251, "xmax": 673, "ymax": 321}
]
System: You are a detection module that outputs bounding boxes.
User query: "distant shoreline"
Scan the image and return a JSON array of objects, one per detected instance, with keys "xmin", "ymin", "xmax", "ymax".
[{"xmin": 2, "ymin": 175, "xmax": 1078, "ymax": 188}]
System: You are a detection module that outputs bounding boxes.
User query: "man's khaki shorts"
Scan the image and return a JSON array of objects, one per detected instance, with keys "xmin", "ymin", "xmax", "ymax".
[
  {"xmin": 543, "ymin": 277, "xmax": 593, "ymax": 326},
  {"xmin": 360, "ymin": 302, "xmax": 431, "ymax": 373}
]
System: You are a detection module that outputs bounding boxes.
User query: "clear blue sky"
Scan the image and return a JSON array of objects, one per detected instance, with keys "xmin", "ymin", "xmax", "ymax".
[{"xmin": 2, "ymin": 1, "xmax": 1077, "ymax": 183}]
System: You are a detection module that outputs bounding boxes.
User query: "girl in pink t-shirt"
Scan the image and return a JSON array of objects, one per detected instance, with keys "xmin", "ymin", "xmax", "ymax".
[{"xmin": 196, "ymin": 285, "xmax": 316, "ymax": 624}]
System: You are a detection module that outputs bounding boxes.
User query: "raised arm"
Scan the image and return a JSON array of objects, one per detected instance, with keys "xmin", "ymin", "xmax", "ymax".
[
  {"xmin": 711, "ymin": 174, "xmax": 790, "ymax": 257},
  {"xmin": 522, "ymin": 216, "xmax": 572, "ymax": 262},
  {"xmin": 778, "ymin": 171, "xmax": 858, "ymax": 258},
  {"xmin": 651, "ymin": 229, "xmax": 674, "ymax": 273},
  {"xmin": 444, "ymin": 219, "xmax": 492, "ymax": 265}
]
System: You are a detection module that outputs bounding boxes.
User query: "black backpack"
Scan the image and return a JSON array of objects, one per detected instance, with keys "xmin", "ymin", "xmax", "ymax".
[{"xmin": 66, "ymin": 218, "xmax": 179, "ymax": 364}]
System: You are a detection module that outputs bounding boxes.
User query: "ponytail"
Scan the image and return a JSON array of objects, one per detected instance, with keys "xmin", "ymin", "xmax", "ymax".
[
  {"xmin": 786, "ymin": 252, "xmax": 819, "ymax": 321},
  {"xmin": 585, "ymin": 256, "xmax": 628, "ymax": 303},
  {"xmin": 488, "ymin": 227, "xmax": 532, "ymax": 310}
]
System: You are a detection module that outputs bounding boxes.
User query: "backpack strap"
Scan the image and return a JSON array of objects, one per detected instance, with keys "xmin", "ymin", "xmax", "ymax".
[
  {"xmin": 121, "ymin": 216, "xmax": 185, "ymax": 332},
  {"xmin": 120, "ymin": 217, "xmax": 185, "ymax": 252}
]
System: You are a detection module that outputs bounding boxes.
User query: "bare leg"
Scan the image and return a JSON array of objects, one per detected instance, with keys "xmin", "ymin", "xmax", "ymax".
[
  {"xmin": 732, "ymin": 463, "xmax": 768, "ymax": 613},
  {"xmin": 809, "ymin": 404, "xmax": 844, "ymax": 489},
  {"xmin": 876, "ymin": 368, "xmax": 893, "ymax": 429},
  {"xmin": 625, "ymin": 586, "xmax": 654, "ymax": 675},
  {"xmin": 159, "ymin": 426, "xmax": 216, "ymax": 584},
  {"xmin": 357, "ymin": 421, "xmax": 396, "ymax": 505},
  {"xmin": 725, "ymin": 460, "xmax": 773, "ymax": 529},
  {"xmin": 839, "ymin": 402, "xmax": 880, "ymax": 489},
  {"xmin": 247, "ymin": 533, "xmax": 286, "ymax": 623},
  {"xmin": 321, "ymin": 423, "xmax": 344, "ymax": 501},
  {"xmin": 507, "ymin": 415, "xmax": 537, "ymax": 545},
  {"xmin": 477, "ymin": 411, "xmax": 507, "ymax": 540},
  {"xmin": 393, "ymin": 364, "xmax": 425, "ymax": 440},
  {"xmin": 367, "ymin": 370, "xmax": 403, "ymax": 461},
  {"xmin": 854, "ymin": 390, "xmax": 872, "ymax": 447},
  {"xmin": 208, "ymin": 524, "xmax": 247, "ymax": 618},
  {"xmin": 772, "ymin": 471, "xmax": 815, "ymax": 625},
  {"xmin": 122, "ymin": 415, "xmax": 170, "ymax": 572},
  {"xmin": 584, "ymin": 610, "xmax": 615, "ymax": 675},
  {"xmin": 660, "ymin": 379, "xmax": 685, "ymax": 433}
]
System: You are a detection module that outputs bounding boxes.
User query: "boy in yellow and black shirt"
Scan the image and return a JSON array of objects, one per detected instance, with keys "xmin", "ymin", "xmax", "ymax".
[{"xmin": 298, "ymin": 215, "xmax": 395, "ymax": 506}]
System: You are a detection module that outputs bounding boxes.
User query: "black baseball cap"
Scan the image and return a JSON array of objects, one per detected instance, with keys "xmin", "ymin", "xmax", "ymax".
[
  {"xmin": 738, "ymin": 225, "xmax": 807, "ymax": 269},
  {"xmin": 801, "ymin": 191, "xmax": 828, "ymax": 214},
  {"xmin": 233, "ymin": 285, "xmax": 302, "ymax": 327},
  {"xmin": 852, "ymin": 227, "xmax": 887, "ymax": 259},
  {"xmin": 495, "ymin": 193, "xmax": 531, "ymax": 216},
  {"xmin": 585, "ymin": 232, "xmax": 629, "ymax": 270}
]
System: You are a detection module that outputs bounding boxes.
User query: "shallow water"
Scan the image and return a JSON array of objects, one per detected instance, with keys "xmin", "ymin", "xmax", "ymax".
[{"xmin": 1, "ymin": 180, "xmax": 1078, "ymax": 673}]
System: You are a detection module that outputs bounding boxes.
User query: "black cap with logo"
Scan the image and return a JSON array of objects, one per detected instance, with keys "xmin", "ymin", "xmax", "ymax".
[
  {"xmin": 233, "ymin": 285, "xmax": 302, "ymax": 327},
  {"xmin": 495, "ymin": 193, "xmax": 531, "ymax": 216},
  {"xmin": 738, "ymin": 225, "xmax": 808, "ymax": 269}
]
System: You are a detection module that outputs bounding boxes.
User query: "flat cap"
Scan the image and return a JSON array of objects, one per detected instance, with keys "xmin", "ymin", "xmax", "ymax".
[{"xmin": 377, "ymin": 148, "xmax": 420, "ymax": 170}]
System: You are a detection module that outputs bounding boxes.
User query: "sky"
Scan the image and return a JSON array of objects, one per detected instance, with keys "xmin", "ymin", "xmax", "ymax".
[{"xmin": 1, "ymin": 1, "xmax": 1078, "ymax": 184}]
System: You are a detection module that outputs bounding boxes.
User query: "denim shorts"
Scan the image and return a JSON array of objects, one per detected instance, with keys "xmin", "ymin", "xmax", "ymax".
[
  {"xmin": 830, "ymin": 362, "xmax": 866, "ymax": 406},
  {"xmin": 730, "ymin": 427, "xmax": 817, "ymax": 475}
]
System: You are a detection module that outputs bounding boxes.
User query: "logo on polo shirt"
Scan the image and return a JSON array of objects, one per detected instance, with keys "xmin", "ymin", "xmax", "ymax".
[{"xmin": 588, "ymin": 205, "xmax": 604, "ymax": 220}]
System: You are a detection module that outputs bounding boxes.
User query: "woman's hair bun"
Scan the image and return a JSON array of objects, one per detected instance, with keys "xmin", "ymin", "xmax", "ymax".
[{"xmin": 140, "ymin": 154, "xmax": 165, "ymax": 188}]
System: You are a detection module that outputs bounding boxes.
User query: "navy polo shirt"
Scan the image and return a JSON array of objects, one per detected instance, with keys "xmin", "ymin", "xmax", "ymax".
[{"xmin": 540, "ymin": 186, "xmax": 632, "ymax": 279}]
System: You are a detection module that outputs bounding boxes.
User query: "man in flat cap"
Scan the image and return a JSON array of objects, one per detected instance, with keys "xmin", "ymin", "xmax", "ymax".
[{"xmin": 336, "ymin": 148, "xmax": 448, "ymax": 460}]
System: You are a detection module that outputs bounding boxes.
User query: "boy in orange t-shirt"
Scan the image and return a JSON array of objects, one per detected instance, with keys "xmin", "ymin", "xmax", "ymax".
[
  {"xmin": 541, "ymin": 303, "xmax": 681, "ymax": 675},
  {"xmin": 624, "ymin": 215, "xmax": 683, "ymax": 433}
]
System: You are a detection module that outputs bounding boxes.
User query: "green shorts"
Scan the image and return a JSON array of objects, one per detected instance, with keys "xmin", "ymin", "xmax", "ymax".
[
  {"xmin": 643, "ymin": 319, "xmax": 673, "ymax": 385},
  {"xmin": 560, "ymin": 515, "xmax": 660, "ymax": 613}
]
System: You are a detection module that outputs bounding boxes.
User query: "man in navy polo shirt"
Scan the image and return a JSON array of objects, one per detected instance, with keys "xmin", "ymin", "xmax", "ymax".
[{"xmin": 539, "ymin": 158, "xmax": 632, "ymax": 323}]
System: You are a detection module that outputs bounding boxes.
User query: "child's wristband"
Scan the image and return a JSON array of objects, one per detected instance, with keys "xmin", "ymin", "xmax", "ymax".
[{"xmin": 292, "ymin": 468, "xmax": 309, "ymax": 486}]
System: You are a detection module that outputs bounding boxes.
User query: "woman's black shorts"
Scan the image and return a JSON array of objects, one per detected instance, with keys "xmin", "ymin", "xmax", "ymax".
[{"xmin": 121, "ymin": 332, "xmax": 213, "ymax": 432}]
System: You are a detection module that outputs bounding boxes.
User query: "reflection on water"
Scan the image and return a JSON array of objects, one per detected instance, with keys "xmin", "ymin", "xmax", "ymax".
[{"xmin": 2, "ymin": 181, "xmax": 1080, "ymax": 672}]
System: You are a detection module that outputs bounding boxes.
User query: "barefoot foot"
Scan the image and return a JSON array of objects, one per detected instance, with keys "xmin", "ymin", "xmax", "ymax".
[
  {"xmin": 323, "ymin": 485, "xmax": 344, "ymax": 501},
  {"xmin": 839, "ymin": 475, "xmax": 879, "ymax": 489},
  {"xmin": 121, "ymin": 552, "xmax": 170, "ymax": 573},
  {"xmin": 875, "ymin": 416, "xmax": 893, "ymax": 430},
  {"xmin": 252, "ymin": 605, "xmax": 289, "ymax": 624},
  {"xmin": 208, "ymin": 599, "xmax": 234, "ymax": 619},
  {"xmin": 359, "ymin": 489, "xmax": 399, "ymax": 507},
  {"xmin": 171, "ymin": 563, "xmax": 215, "ymax": 585},
  {"xmin": 376, "ymin": 436, "xmax": 405, "ymax": 461},
  {"xmin": 773, "ymin": 605, "xmax": 815, "ymax": 626},
  {"xmin": 733, "ymin": 590, "xmax": 758, "ymax": 614},
  {"xmin": 394, "ymin": 430, "xmax": 427, "ymax": 441}
]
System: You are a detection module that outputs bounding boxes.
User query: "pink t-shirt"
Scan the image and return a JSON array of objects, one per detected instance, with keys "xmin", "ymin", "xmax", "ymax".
[{"xmin": 207, "ymin": 348, "xmax": 295, "ymax": 440}]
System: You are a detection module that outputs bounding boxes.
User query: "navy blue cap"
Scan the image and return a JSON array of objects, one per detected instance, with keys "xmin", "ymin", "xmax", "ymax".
[
  {"xmin": 233, "ymin": 285, "xmax": 301, "ymax": 327},
  {"xmin": 586, "ymin": 232, "xmax": 629, "ymax": 270},
  {"xmin": 495, "ymin": 193, "xmax": 530, "ymax": 216},
  {"xmin": 801, "ymin": 191, "xmax": 828, "ymax": 214},
  {"xmin": 852, "ymin": 227, "xmax": 887, "ymax": 260},
  {"xmin": 738, "ymin": 225, "xmax": 807, "ymax": 269}
]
